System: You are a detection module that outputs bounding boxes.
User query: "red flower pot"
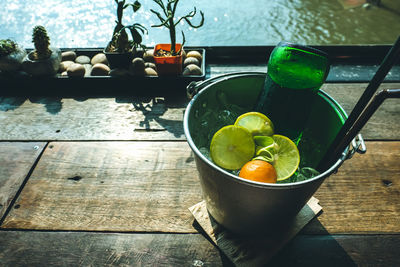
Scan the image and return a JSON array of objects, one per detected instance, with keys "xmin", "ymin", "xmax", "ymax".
[{"xmin": 153, "ymin": 43, "xmax": 183, "ymax": 75}]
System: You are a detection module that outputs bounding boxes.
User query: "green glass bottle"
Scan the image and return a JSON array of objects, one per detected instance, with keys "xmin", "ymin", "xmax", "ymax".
[{"xmin": 255, "ymin": 42, "xmax": 330, "ymax": 142}]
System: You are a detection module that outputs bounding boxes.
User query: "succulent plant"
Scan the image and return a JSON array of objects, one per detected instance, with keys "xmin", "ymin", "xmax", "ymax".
[
  {"xmin": 114, "ymin": 31, "xmax": 130, "ymax": 53},
  {"xmin": 32, "ymin": 25, "xmax": 52, "ymax": 60},
  {"xmin": 0, "ymin": 39, "xmax": 26, "ymax": 72},
  {"xmin": 108, "ymin": 0, "xmax": 147, "ymax": 53},
  {"xmin": 0, "ymin": 39, "xmax": 18, "ymax": 58},
  {"xmin": 151, "ymin": 0, "xmax": 204, "ymax": 55}
]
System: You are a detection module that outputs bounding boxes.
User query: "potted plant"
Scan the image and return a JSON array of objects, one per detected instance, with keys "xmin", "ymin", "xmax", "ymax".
[
  {"xmin": 22, "ymin": 25, "xmax": 61, "ymax": 76},
  {"xmin": 150, "ymin": 0, "xmax": 204, "ymax": 75},
  {"xmin": 104, "ymin": 0, "xmax": 147, "ymax": 69},
  {"xmin": 0, "ymin": 39, "xmax": 27, "ymax": 73}
]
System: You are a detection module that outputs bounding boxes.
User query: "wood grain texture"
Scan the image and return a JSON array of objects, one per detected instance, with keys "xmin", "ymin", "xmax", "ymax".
[
  {"xmin": 0, "ymin": 231, "xmax": 226, "ymax": 267},
  {"xmin": 0, "ymin": 83, "xmax": 399, "ymax": 141},
  {"xmin": 321, "ymin": 83, "xmax": 400, "ymax": 140},
  {"xmin": 208, "ymin": 63, "xmax": 266, "ymax": 77},
  {"xmin": 306, "ymin": 141, "xmax": 400, "ymax": 234},
  {"xmin": 2, "ymin": 141, "xmax": 399, "ymax": 235},
  {"xmin": 0, "ymin": 142, "xmax": 45, "ymax": 219},
  {"xmin": 269, "ymin": 234, "xmax": 400, "ymax": 266},
  {"xmin": 0, "ymin": 231, "xmax": 399, "ymax": 267},
  {"xmin": 1, "ymin": 141, "xmax": 202, "ymax": 232},
  {"xmin": 0, "ymin": 96, "xmax": 187, "ymax": 141}
]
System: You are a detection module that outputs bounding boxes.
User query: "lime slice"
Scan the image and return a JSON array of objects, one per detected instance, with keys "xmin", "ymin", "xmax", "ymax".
[
  {"xmin": 254, "ymin": 135, "xmax": 274, "ymax": 147},
  {"xmin": 234, "ymin": 112, "xmax": 274, "ymax": 136},
  {"xmin": 254, "ymin": 136, "xmax": 276, "ymax": 162},
  {"xmin": 270, "ymin": 134, "xmax": 300, "ymax": 181},
  {"xmin": 210, "ymin": 125, "xmax": 255, "ymax": 170}
]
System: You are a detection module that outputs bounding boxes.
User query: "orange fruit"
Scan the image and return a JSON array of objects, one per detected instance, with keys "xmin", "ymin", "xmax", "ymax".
[{"xmin": 238, "ymin": 160, "xmax": 277, "ymax": 183}]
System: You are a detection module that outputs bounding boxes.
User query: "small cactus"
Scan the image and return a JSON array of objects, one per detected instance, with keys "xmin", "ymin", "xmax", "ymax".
[
  {"xmin": 32, "ymin": 25, "xmax": 51, "ymax": 60},
  {"xmin": 0, "ymin": 39, "xmax": 18, "ymax": 57}
]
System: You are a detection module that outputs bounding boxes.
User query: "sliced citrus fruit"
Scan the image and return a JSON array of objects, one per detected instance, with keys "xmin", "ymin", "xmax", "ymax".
[
  {"xmin": 254, "ymin": 135, "xmax": 274, "ymax": 147},
  {"xmin": 234, "ymin": 112, "xmax": 274, "ymax": 136},
  {"xmin": 270, "ymin": 134, "xmax": 300, "ymax": 181},
  {"xmin": 210, "ymin": 125, "xmax": 255, "ymax": 170},
  {"xmin": 253, "ymin": 136, "xmax": 276, "ymax": 163}
]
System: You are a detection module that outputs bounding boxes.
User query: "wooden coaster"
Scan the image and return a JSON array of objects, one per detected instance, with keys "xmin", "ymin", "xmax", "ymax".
[{"xmin": 189, "ymin": 197, "xmax": 322, "ymax": 266}]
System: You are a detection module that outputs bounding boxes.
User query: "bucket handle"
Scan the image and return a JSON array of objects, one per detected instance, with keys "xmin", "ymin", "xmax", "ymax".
[
  {"xmin": 187, "ymin": 72, "xmax": 266, "ymax": 99},
  {"xmin": 345, "ymin": 134, "xmax": 366, "ymax": 161}
]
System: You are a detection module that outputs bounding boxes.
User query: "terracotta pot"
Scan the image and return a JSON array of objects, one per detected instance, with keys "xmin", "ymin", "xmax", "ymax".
[
  {"xmin": 103, "ymin": 42, "xmax": 133, "ymax": 69},
  {"xmin": 0, "ymin": 47, "xmax": 27, "ymax": 72},
  {"xmin": 153, "ymin": 44, "xmax": 183, "ymax": 75},
  {"xmin": 22, "ymin": 47, "xmax": 61, "ymax": 76}
]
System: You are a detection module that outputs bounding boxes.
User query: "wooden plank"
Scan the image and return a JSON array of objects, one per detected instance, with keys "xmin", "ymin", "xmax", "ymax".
[
  {"xmin": 1, "ymin": 141, "xmax": 203, "ymax": 232},
  {"xmin": 321, "ymin": 83, "xmax": 400, "ymax": 140},
  {"xmin": 0, "ymin": 232, "xmax": 225, "ymax": 267},
  {"xmin": 0, "ymin": 96, "xmax": 187, "ymax": 141},
  {"xmin": 0, "ymin": 231, "xmax": 399, "ymax": 266},
  {"xmin": 0, "ymin": 142, "xmax": 45, "ymax": 220},
  {"xmin": 306, "ymin": 141, "xmax": 400, "ymax": 234},
  {"xmin": 0, "ymin": 83, "xmax": 399, "ymax": 141},
  {"xmin": 270, "ymin": 234, "xmax": 400, "ymax": 266},
  {"xmin": 2, "ymin": 141, "xmax": 399, "ymax": 234},
  {"xmin": 208, "ymin": 63, "xmax": 266, "ymax": 77}
]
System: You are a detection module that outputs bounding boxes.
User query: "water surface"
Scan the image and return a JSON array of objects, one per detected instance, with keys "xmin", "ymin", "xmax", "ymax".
[{"xmin": 1, "ymin": 0, "xmax": 399, "ymax": 48}]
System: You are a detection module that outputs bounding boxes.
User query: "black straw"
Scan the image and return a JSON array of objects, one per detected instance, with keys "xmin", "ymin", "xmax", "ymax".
[{"xmin": 317, "ymin": 36, "xmax": 400, "ymax": 171}]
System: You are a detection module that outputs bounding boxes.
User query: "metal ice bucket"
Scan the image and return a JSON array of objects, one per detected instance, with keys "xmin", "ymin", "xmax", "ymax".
[{"xmin": 183, "ymin": 72, "xmax": 366, "ymax": 235}]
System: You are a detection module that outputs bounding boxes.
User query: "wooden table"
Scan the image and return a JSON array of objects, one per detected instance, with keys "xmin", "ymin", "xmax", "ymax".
[{"xmin": 0, "ymin": 68, "xmax": 399, "ymax": 266}]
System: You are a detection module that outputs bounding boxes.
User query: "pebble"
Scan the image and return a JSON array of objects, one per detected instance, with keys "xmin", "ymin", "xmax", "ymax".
[
  {"xmin": 109, "ymin": 68, "xmax": 130, "ymax": 77},
  {"xmin": 183, "ymin": 57, "xmax": 200, "ymax": 68},
  {"xmin": 83, "ymin": 64, "xmax": 92, "ymax": 76},
  {"xmin": 91, "ymin": 53, "xmax": 108, "ymax": 65},
  {"xmin": 131, "ymin": 57, "xmax": 145, "ymax": 68},
  {"xmin": 145, "ymin": 62, "xmax": 156, "ymax": 70},
  {"xmin": 182, "ymin": 64, "xmax": 202, "ymax": 76},
  {"xmin": 67, "ymin": 63, "xmax": 85, "ymax": 77},
  {"xmin": 61, "ymin": 51, "xmax": 76, "ymax": 62},
  {"xmin": 186, "ymin": 51, "xmax": 202, "ymax": 62},
  {"xmin": 75, "ymin": 55, "xmax": 91, "ymax": 65},
  {"xmin": 59, "ymin": 61, "xmax": 74, "ymax": 73},
  {"xmin": 145, "ymin": 67, "xmax": 158, "ymax": 76},
  {"xmin": 130, "ymin": 57, "xmax": 146, "ymax": 75},
  {"xmin": 143, "ymin": 50, "xmax": 155, "ymax": 62},
  {"xmin": 91, "ymin": 63, "xmax": 110, "ymax": 76},
  {"xmin": 133, "ymin": 47, "xmax": 145, "ymax": 58}
]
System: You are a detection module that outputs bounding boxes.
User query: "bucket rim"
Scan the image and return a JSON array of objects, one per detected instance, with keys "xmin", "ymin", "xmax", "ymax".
[{"xmin": 183, "ymin": 72, "xmax": 348, "ymax": 188}]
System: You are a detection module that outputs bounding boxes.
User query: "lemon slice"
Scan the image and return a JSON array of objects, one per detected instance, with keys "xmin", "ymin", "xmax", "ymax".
[
  {"xmin": 210, "ymin": 125, "xmax": 255, "ymax": 170},
  {"xmin": 271, "ymin": 134, "xmax": 300, "ymax": 181},
  {"xmin": 254, "ymin": 136, "xmax": 276, "ymax": 162},
  {"xmin": 254, "ymin": 135, "xmax": 274, "ymax": 148},
  {"xmin": 234, "ymin": 112, "xmax": 274, "ymax": 136}
]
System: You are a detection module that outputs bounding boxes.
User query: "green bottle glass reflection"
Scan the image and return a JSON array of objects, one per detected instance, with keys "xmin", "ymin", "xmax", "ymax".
[{"xmin": 255, "ymin": 42, "xmax": 330, "ymax": 143}]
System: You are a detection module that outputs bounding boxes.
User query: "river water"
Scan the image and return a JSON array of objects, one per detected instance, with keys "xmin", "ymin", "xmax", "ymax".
[{"xmin": 1, "ymin": 0, "xmax": 399, "ymax": 48}]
